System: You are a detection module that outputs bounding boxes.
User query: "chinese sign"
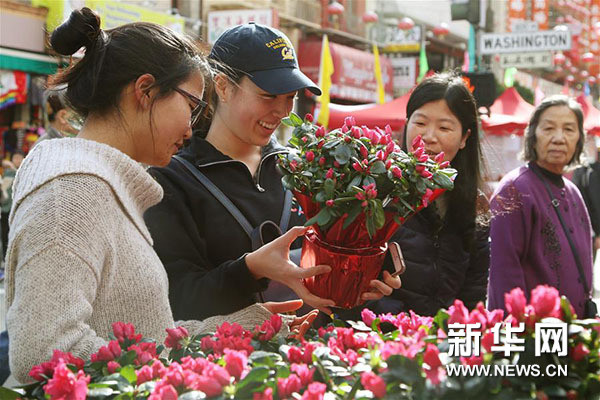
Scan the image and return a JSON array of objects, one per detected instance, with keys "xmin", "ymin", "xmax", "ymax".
[
  {"xmin": 499, "ymin": 52, "xmax": 552, "ymax": 69},
  {"xmin": 207, "ymin": 9, "xmax": 277, "ymax": 44},
  {"xmin": 389, "ymin": 57, "xmax": 417, "ymax": 90}
]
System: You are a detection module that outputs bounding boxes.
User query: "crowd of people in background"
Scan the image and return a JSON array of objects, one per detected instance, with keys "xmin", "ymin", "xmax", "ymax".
[{"xmin": 0, "ymin": 6, "xmax": 598, "ymax": 386}]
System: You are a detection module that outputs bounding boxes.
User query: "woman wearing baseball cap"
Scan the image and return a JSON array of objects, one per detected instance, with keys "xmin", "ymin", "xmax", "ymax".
[{"xmin": 145, "ymin": 23, "xmax": 400, "ymax": 321}]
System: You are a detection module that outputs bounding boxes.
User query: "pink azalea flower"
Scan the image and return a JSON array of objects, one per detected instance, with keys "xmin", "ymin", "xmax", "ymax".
[
  {"xmin": 305, "ymin": 113, "xmax": 314, "ymax": 122},
  {"xmin": 305, "ymin": 151, "xmax": 315, "ymax": 162},
  {"xmin": 278, "ymin": 374, "xmax": 302, "ymax": 398},
  {"xmin": 43, "ymin": 359, "xmax": 90, "ymax": 400},
  {"xmin": 224, "ymin": 349, "xmax": 248, "ymax": 381},
  {"xmin": 448, "ymin": 299, "xmax": 469, "ymax": 325},
  {"xmin": 301, "ymin": 382, "xmax": 327, "ymax": 400},
  {"xmin": 136, "ymin": 365, "xmax": 154, "ymax": 385},
  {"xmin": 149, "ymin": 383, "xmax": 178, "ymax": 400},
  {"xmin": 423, "ymin": 344, "xmax": 445, "ymax": 385},
  {"xmin": 254, "ymin": 387, "xmax": 274, "ymax": 400},
  {"xmin": 361, "ymin": 308, "xmax": 376, "ymax": 326},
  {"xmin": 571, "ymin": 343, "xmax": 590, "ymax": 362},
  {"xmin": 530, "ymin": 285, "xmax": 561, "ymax": 319},
  {"xmin": 505, "ymin": 287, "xmax": 527, "ymax": 320},
  {"xmin": 165, "ymin": 326, "xmax": 189, "ymax": 350},
  {"xmin": 112, "ymin": 321, "xmax": 142, "ymax": 344},
  {"xmin": 361, "ymin": 371, "xmax": 386, "ymax": 398}
]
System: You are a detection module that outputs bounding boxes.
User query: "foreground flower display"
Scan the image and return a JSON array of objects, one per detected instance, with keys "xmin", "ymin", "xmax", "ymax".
[
  {"xmin": 5, "ymin": 285, "xmax": 599, "ymax": 400},
  {"xmin": 278, "ymin": 113, "xmax": 456, "ymax": 307}
]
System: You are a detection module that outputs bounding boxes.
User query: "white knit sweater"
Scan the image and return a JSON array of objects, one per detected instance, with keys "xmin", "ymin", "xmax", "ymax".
[{"xmin": 5, "ymin": 138, "xmax": 273, "ymax": 383}]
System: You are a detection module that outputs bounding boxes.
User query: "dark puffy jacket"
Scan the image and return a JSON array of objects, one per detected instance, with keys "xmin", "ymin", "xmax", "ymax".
[
  {"xmin": 144, "ymin": 135, "xmax": 305, "ymax": 321},
  {"xmin": 378, "ymin": 201, "xmax": 490, "ymax": 316}
]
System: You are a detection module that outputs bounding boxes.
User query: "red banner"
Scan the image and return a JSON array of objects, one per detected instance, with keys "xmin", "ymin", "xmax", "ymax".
[
  {"xmin": 532, "ymin": 0, "xmax": 549, "ymax": 30},
  {"xmin": 298, "ymin": 40, "xmax": 394, "ymax": 103},
  {"xmin": 507, "ymin": 0, "xmax": 527, "ymax": 32}
]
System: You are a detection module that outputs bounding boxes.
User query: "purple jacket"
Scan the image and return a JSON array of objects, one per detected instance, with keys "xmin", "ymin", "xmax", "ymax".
[{"xmin": 488, "ymin": 163, "xmax": 593, "ymax": 316}]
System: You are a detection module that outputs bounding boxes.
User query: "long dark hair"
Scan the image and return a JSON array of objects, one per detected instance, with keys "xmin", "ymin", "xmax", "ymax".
[
  {"xmin": 403, "ymin": 72, "xmax": 486, "ymax": 241},
  {"xmin": 49, "ymin": 7, "xmax": 210, "ymax": 119},
  {"xmin": 521, "ymin": 95, "xmax": 585, "ymax": 168}
]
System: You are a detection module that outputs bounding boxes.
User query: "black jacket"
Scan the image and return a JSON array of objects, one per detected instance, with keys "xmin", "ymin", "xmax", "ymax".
[
  {"xmin": 572, "ymin": 162, "xmax": 600, "ymax": 237},
  {"xmin": 377, "ymin": 202, "xmax": 490, "ymax": 316},
  {"xmin": 144, "ymin": 135, "xmax": 304, "ymax": 321}
]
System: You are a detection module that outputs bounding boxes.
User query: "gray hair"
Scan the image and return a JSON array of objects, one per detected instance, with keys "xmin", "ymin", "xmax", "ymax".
[{"xmin": 521, "ymin": 95, "xmax": 585, "ymax": 167}]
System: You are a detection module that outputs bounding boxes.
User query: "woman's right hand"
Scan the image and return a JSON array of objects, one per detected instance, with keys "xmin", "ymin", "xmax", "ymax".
[{"xmin": 245, "ymin": 226, "xmax": 335, "ymax": 314}]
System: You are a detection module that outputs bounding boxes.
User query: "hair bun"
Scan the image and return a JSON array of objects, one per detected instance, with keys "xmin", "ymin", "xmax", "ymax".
[{"xmin": 50, "ymin": 7, "xmax": 102, "ymax": 56}]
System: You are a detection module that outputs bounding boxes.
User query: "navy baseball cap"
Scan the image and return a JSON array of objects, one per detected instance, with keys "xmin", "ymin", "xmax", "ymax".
[{"xmin": 209, "ymin": 23, "xmax": 321, "ymax": 96}]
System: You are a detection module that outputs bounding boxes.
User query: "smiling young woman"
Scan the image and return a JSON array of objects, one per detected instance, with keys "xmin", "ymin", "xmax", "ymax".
[{"xmin": 144, "ymin": 23, "xmax": 401, "ymax": 323}]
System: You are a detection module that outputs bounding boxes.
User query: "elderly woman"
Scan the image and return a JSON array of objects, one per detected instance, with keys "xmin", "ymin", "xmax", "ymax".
[{"xmin": 487, "ymin": 95, "xmax": 594, "ymax": 317}]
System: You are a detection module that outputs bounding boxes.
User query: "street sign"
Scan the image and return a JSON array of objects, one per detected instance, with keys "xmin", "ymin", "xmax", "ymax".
[
  {"xmin": 499, "ymin": 52, "xmax": 552, "ymax": 68},
  {"xmin": 389, "ymin": 57, "xmax": 416, "ymax": 89},
  {"xmin": 480, "ymin": 30, "xmax": 571, "ymax": 54}
]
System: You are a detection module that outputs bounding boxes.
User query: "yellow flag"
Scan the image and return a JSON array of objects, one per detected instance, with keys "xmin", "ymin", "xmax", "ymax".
[
  {"xmin": 373, "ymin": 44, "xmax": 385, "ymax": 104},
  {"xmin": 317, "ymin": 35, "xmax": 334, "ymax": 128}
]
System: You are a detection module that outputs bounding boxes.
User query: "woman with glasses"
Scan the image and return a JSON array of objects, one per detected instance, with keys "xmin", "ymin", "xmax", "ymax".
[
  {"xmin": 144, "ymin": 23, "xmax": 400, "ymax": 322},
  {"xmin": 4, "ymin": 9, "xmax": 317, "ymax": 383}
]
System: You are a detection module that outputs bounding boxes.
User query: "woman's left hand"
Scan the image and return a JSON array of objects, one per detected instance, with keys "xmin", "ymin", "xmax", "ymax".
[{"xmin": 361, "ymin": 270, "xmax": 402, "ymax": 301}]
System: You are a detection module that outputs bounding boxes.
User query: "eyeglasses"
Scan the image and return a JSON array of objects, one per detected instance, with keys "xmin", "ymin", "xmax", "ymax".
[{"xmin": 174, "ymin": 87, "xmax": 207, "ymax": 127}]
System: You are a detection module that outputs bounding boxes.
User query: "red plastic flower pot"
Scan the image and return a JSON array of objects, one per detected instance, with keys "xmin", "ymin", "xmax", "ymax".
[{"xmin": 300, "ymin": 229, "xmax": 388, "ymax": 309}]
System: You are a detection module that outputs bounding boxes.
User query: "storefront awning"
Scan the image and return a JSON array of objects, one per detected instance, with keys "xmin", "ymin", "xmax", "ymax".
[
  {"xmin": 298, "ymin": 39, "xmax": 394, "ymax": 104},
  {"xmin": 0, "ymin": 47, "xmax": 59, "ymax": 75}
]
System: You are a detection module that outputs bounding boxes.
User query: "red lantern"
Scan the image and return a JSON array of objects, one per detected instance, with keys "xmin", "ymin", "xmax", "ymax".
[
  {"xmin": 570, "ymin": 65, "xmax": 578, "ymax": 74},
  {"xmin": 397, "ymin": 17, "xmax": 415, "ymax": 31},
  {"xmin": 327, "ymin": 1, "xmax": 344, "ymax": 15},
  {"xmin": 553, "ymin": 52, "xmax": 566, "ymax": 65},
  {"xmin": 362, "ymin": 11, "xmax": 378, "ymax": 23},
  {"xmin": 566, "ymin": 75, "xmax": 575, "ymax": 83},
  {"xmin": 589, "ymin": 76, "xmax": 597, "ymax": 84},
  {"xmin": 433, "ymin": 22, "xmax": 450, "ymax": 37},
  {"xmin": 582, "ymin": 52, "xmax": 595, "ymax": 64}
]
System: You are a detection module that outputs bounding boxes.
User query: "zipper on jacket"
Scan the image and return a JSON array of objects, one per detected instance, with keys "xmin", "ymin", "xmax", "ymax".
[{"xmin": 254, "ymin": 150, "xmax": 287, "ymax": 193}]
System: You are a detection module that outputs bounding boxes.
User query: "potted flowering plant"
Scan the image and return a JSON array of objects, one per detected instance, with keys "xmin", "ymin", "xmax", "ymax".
[
  {"xmin": 278, "ymin": 113, "xmax": 456, "ymax": 308},
  {"xmin": 6, "ymin": 285, "xmax": 599, "ymax": 400}
]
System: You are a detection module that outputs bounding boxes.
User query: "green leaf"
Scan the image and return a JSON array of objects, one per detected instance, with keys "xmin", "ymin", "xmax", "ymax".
[
  {"xmin": 362, "ymin": 175, "xmax": 376, "ymax": 187},
  {"xmin": 315, "ymin": 191, "xmax": 327, "ymax": 203},
  {"xmin": 316, "ymin": 207, "xmax": 332, "ymax": 226},
  {"xmin": 179, "ymin": 391, "xmax": 207, "ymax": 400},
  {"xmin": 370, "ymin": 160, "xmax": 386, "ymax": 174},
  {"xmin": 281, "ymin": 117, "xmax": 294, "ymax": 127},
  {"xmin": 87, "ymin": 387, "xmax": 115, "ymax": 397},
  {"xmin": 281, "ymin": 175, "xmax": 295, "ymax": 190},
  {"xmin": 333, "ymin": 145, "xmax": 352, "ymax": 165},
  {"xmin": 118, "ymin": 350, "xmax": 137, "ymax": 366},
  {"xmin": 235, "ymin": 366, "xmax": 271, "ymax": 393},
  {"xmin": 289, "ymin": 112, "xmax": 303, "ymax": 127},
  {"xmin": 346, "ymin": 175, "xmax": 362, "ymax": 192},
  {"xmin": 366, "ymin": 215, "xmax": 376, "ymax": 238},
  {"xmin": 324, "ymin": 178, "xmax": 335, "ymax": 197},
  {"xmin": 0, "ymin": 387, "xmax": 22, "ymax": 400},
  {"xmin": 343, "ymin": 203, "xmax": 363, "ymax": 229},
  {"xmin": 119, "ymin": 365, "xmax": 137, "ymax": 384},
  {"xmin": 373, "ymin": 202, "xmax": 385, "ymax": 229},
  {"xmin": 304, "ymin": 214, "xmax": 319, "ymax": 227},
  {"xmin": 323, "ymin": 138, "xmax": 342, "ymax": 150},
  {"xmin": 433, "ymin": 172, "xmax": 454, "ymax": 189}
]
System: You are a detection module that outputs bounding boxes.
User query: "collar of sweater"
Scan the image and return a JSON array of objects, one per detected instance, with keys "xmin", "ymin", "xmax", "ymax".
[{"xmin": 10, "ymin": 138, "xmax": 163, "ymax": 244}]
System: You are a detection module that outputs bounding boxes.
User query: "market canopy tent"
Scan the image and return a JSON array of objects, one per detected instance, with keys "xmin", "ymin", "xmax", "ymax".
[
  {"xmin": 481, "ymin": 87, "xmax": 535, "ymax": 136},
  {"xmin": 576, "ymin": 94, "xmax": 600, "ymax": 137},
  {"xmin": 318, "ymin": 91, "xmax": 412, "ymax": 131}
]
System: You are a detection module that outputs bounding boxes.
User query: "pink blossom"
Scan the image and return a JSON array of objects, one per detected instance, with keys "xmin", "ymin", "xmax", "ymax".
[
  {"xmin": 305, "ymin": 151, "xmax": 315, "ymax": 162},
  {"xmin": 385, "ymin": 159, "xmax": 393, "ymax": 170},
  {"xmin": 317, "ymin": 140, "xmax": 325, "ymax": 149},
  {"xmin": 128, "ymin": 342, "xmax": 158, "ymax": 366},
  {"xmin": 315, "ymin": 126, "xmax": 325, "ymax": 137},
  {"xmin": 361, "ymin": 308, "xmax": 376, "ymax": 326},
  {"xmin": 411, "ymin": 135, "xmax": 424, "ymax": 150},
  {"xmin": 360, "ymin": 145, "xmax": 368, "ymax": 159},
  {"xmin": 326, "ymin": 200, "xmax": 335, "ymax": 207},
  {"xmin": 439, "ymin": 161, "xmax": 450, "ymax": 168},
  {"xmin": 29, "ymin": 350, "xmax": 85, "ymax": 382},
  {"xmin": 422, "ymin": 188, "xmax": 434, "ymax": 207},
  {"xmin": 334, "ymin": 161, "xmax": 341, "ymax": 168},
  {"xmin": 301, "ymin": 382, "xmax": 327, "ymax": 400},
  {"xmin": 287, "ymin": 342, "xmax": 319, "ymax": 364},
  {"xmin": 391, "ymin": 167, "xmax": 403, "ymax": 179},
  {"xmin": 371, "ymin": 132, "xmax": 381, "ymax": 145},
  {"xmin": 352, "ymin": 126, "xmax": 362, "ymax": 139},
  {"xmin": 305, "ymin": 113, "xmax": 314, "ymax": 122},
  {"xmin": 291, "ymin": 364, "xmax": 315, "ymax": 387},
  {"xmin": 352, "ymin": 161, "xmax": 363, "ymax": 172},
  {"xmin": 530, "ymin": 285, "xmax": 561, "ymax": 319},
  {"xmin": 112, "ymin": 322, "xmax": 142, "ymax": 344},
  {"xmin": 289, "ymin": 160, "xmax": 298, "ymax": 171},
  {"xmin": 224, "ymin": 349, "xmax": 248, "ymax": 381},
  {"xmin": 571, "ymin": 343, "xmax": 590, "ymax": 361},
  {"xmin": 302, "ymin": 136, "xmax": 308, "ymax": 143},
  {"xmin": 165, "ymin": 326, "xmax": 189, "ymax": 350},
  {"xmin": 107, "ymin": 361, "xmax": 120, "ymax": 374},
  {"xmin": 361, "ymin": 371, "xmax": 386, "ymax": 398},
  {"xmin": 481, "ymin": 331, "xmax": 495, "ymax": 353},
  {"xmin": 460, "ymin": 355, "xmax": 483, "ymax": 366},
  {"xmin": 43, "ymin": 360, "xmax": 90, "ymax": 400},
  {"xmin": 386, "ymin": 141, "xmax": 396, "ymax": 154},
  {"xmin": 254, "ymin": 387, "xmax": 274, "ymax": 400},
  {"xmin": 278, "ymin": 374, "xmax": 302, "ymax": 398},
  {"xmin": 136, "ymin": 365, "xmax": 154, "ymax": 385},
  {"xmin": 91, "ymin": 340, "xmax": 122, "ymax": 362},
  {"xmin": 149, "ymin": 384, "xmax": 178, "ymax": 400},
  {"xmin": 420, "ymin": 169, "xmax": 433, "ymax": 179},
  {"xmin": 434, "ymin": 152, "xmax": 445, "ymax": 163},
  {"xmin": 344, "ymin": 116, "xmax": 356, "ymax": 127},
  {"xmin": 413, "ymin": 147, "xmax": 424, "ymax": 159},
  {"xmin": 325, "ymin": 168, "xmax": 334, "ymax": 179},
  {"xmin": 505, "ymin": 287, "xmax": 527, "ymax": 320},
  {"xmin": 448, "ymin": 299, "xmax": 469, "ymax": 325},
  {"xmin": 423, "ymin": 344, "xmax": 445, "ymax": 385}
]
